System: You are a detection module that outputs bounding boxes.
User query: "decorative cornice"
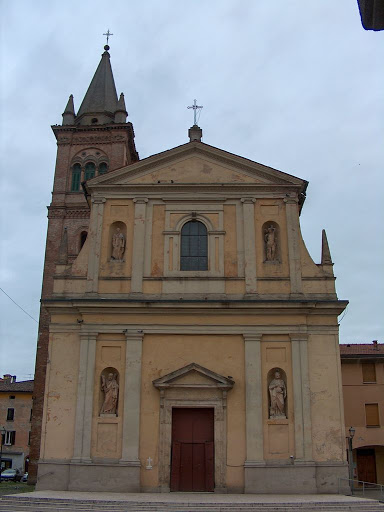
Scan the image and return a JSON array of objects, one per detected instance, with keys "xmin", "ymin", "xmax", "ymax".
[{"xmin": 47, "ymin": 207, "xmax": 90, "ymax": 219}]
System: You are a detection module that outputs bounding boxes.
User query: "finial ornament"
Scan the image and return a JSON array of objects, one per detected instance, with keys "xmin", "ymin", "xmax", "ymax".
[
  {"xmin": 187, "ymin": 99, "xmax": 203, "ymax": 126},
  {"xmin": 103, "ymin": 29, "xmax": 113, "ymax": 46}
]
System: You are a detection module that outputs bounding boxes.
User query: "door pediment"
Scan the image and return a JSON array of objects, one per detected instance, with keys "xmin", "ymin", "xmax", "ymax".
[{"xmin": 152, "ymin": 362, "xmax": 235, "ymax": 391}]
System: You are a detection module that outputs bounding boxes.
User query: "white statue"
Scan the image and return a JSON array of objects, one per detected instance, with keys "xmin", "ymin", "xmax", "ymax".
[{"xmin": 269, "ymin": 370, "xmax": 287, "ymax": 419}]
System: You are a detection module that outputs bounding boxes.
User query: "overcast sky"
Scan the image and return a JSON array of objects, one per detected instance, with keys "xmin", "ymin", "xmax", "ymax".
[{"xmin": 0, "ymin": 0, "xmax": 383, "ymax": 379}]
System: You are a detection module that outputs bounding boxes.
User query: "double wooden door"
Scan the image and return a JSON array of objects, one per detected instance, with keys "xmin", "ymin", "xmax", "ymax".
[
  {"xmin": 170, "ymin": 408, "xmax": 214, "ymax": 492},
  {"xmin": 357, "ymin": 448, "xmax": 377, "ymax": 484}
]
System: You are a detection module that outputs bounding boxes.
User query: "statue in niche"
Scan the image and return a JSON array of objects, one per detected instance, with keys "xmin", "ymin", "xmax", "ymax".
[
  {"xmin": 100, "ymin": 372, "xmax": 119, "ymax": 415},
  {"xmin": 269, "ymin": 369, "xmax": 287, "ymax": 419},
  {"xmin": 111, "ymin": 228, "xmax": 125, "ymax": 260},
  {"xmin": 264, "ymin": 225, "xmax": 277, "ymax": 261}
]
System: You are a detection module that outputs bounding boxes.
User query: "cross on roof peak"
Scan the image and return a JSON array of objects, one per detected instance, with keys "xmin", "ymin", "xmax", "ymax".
[{"xmin": 187, "ymin": 99, "xmax": 203, "ymax": 126}]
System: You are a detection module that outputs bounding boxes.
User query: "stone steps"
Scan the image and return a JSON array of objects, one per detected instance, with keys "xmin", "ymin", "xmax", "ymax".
[{"xmin": 1, "ymin": 496, "xmax": 383, "ymax": 512}]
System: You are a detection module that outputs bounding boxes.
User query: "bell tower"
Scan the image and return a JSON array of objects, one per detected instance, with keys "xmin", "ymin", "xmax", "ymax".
[{"xmin": 28, "ymin": 45, "xmax": 139, "ymax": 483}]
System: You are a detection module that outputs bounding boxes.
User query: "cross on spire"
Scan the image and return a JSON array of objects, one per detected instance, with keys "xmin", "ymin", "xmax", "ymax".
[
  {"xmin": 103, "ymin": 29, "xmax": 113, "ymax": 45},
  {"xmin": 187, "ymin": 99, "xmax": 203, "ymax": 126}
]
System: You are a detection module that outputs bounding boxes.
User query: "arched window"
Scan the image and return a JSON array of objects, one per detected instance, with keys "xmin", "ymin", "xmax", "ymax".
[
  {"xmin": 71, "ymin": 163, "xmax": 81, "ymax": 192},
  {"xmin": 98, "ymin": 162, "xmax": 108, "ymax": 175},
  {"xmin": 180, "ymin": 221, "xmax": 208, "ymax": 271},
  {"xmin": 80, "ymin": 231, "xmax": 87, "ymax": 250},
  {"xmin": 84, "ymin": 162, "xmax": 96, "ymax": 181}
]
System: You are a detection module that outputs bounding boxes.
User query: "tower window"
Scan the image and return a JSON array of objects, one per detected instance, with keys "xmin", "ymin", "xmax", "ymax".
[
  {"xmin": 80, "ymin": 231, "xmax": 87, "ymax": 249},
  {"xmin": 7, "ymin": 408, "xmax": 14, "ymax": 421},
  {"xmin": 180, "ymin": 221, "xmax": 208, "ymax": 271},
  {"xmin": 98, "ymin": 162, "xmax": 108, "ymax": 175},
  {"xmin": 71, "ymin": 163, "xmax": 81, "ymax": 192},
  {"xmin": 84, "ymin": 162, "xmax": 96, "ymax": 181}
]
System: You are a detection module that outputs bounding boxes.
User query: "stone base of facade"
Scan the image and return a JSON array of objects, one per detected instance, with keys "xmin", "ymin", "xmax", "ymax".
[
  {"xmin": 244, "ymin": 461, "xmax": 349, "ymax": 494},
  {"xmin": 36, "ymin": 461, "xmax": 140, "ymax": 492}
]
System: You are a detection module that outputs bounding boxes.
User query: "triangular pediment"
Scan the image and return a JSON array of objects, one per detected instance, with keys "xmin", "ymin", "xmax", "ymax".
[
  {"xmin": 152, "ymin": 362, "xmax": 235, "ymax": 390},
  {"xmin": 87, "ymin": 142, "xmax": 306, "ymax": 189}
]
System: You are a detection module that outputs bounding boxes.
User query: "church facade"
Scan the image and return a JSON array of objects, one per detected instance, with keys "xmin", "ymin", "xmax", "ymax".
[{"xmin": 35, "ymin": 46, "xmax": 349, "ymax": 494}]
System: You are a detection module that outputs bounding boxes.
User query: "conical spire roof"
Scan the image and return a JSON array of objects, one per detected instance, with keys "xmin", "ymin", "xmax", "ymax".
[{"xmin": 76, "ymin": 46, "xmax": 119, "ymax": 124}]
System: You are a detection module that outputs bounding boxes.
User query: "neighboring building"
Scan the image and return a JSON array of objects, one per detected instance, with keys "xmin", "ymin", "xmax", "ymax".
[
  {"xmin": 0, "ymin": 374, "xmax": 33, "ymax": 473},
  {"xmin": 34, "ymin": 45, "xmax": 349, "ymax": 494},
  {"xmin": 340, "ymin": 341, "xmax": 384, "ymax": 485}
]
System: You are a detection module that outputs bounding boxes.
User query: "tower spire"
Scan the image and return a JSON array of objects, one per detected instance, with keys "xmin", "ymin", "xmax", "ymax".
[
  {"xmin": 62, "ymin": 95, "xmax": 75, "ymax": 125},
  {"xmin": 75, "ymin": 46, "xmax": 119, "ymax": 125}
]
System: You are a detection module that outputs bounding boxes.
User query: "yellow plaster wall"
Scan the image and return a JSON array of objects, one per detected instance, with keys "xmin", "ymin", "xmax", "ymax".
[
  {"xmin": 223, "ymin": 205, "xmax": 238, "ymax": 277},
  {"xmin": 139, "ymin": 334, "xmax": 246, "ymax": 491},
  {"xmin": 308, "ymin": 334, "xmax": 346, "ymax": 462},
  {"xmin": 71, "ymin": 236, "xmax": 89, "ymax": 276},
  {"xmin": 151, "ymin": 205, "xmax": 165, "ymax": 276},
  {"xmin": 128, "ymin": 156, "xmax": 262, "ymax": 184},
  {"xmin": 40, "ymin": 333, "xmax": 79, "ymax": 460},
  {"xmin": 99, "ymin": 199, "xmax": 134, "ymax": 277}
]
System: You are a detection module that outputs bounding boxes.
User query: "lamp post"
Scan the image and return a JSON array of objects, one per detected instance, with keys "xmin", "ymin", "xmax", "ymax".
[
  {"xmin": 0, "ymin": 426, "xmax": 6, "ymax": 483},
  {"xmin": 347, "ymin": 426, "xmax": 356, "ymax": 494}
]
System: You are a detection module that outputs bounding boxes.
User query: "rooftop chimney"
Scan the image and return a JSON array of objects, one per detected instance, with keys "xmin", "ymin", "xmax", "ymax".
[{"xmin": 373, "ymin": 340, "xmax": 378, "ymax": 350}]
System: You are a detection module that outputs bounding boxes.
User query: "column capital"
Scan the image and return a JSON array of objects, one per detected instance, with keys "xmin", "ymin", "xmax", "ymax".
[
  {"xmin": 289, "ymin": 333, "xmax": 308, "ymax": 342},
  {"xmin": 133, "ymin": 197, "xmax": 148, "ymax": 204},
  {"xmin": 124, "ymin": 331, "xmax": 144, "ymax": 342},
  {"xmin": 92, "ymin": 197, "xmax": 106, "ymax": 204},
  {"xmin": 241, "ymin": 197, "xmax": 256, "ymax": 204},
  {"xmin": 243, "ymin": 334, "xmax": 262, "ymax": 343},
  {"xmin": 79, "ymin": 333, "xmax": 98, "ymax": 342},
  {"xmin": 284, "ymin": 196, "xmax": 298, "ymax": 204}
]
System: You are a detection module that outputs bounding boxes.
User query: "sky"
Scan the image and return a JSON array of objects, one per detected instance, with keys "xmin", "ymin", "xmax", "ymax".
[{"xmin": 0, "ymin": 0, "xmax": 383, "ymax": 379}]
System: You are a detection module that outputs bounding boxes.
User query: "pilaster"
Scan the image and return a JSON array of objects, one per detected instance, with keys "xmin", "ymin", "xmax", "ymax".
[
  {"xmin": 284, "ymin": 197, "xmax": 302, "ymax": 295},
  {"xmin": 72, "ymin": 334, "xmax": 97, "ymax": 463},
  {"xmin": 241, "ymin": 198, "xmax": 257, "ymax": 294},
  {"xmin": 131, "ymin": 198, "xmax": 148, "ymax": 293},
  {"xmin": 86, "ymin": 197, "xmax": 105, "ymax": 293},
  {"xmin": 244, "ymin": 334, "xmax": 264, "ymax": 463},
  {"xmin": 120, "ymin": 332, "xmax": 143, "ymax": 465},
  {"xmin": 291, "ymin": 333, "xmax": 313, "ymax": 461}
]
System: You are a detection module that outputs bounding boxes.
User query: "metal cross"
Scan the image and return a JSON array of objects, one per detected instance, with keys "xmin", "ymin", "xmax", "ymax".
[
  {"xmin": 103, "ymin": 29, "xmax": 113, "ymax": 45},
  {"xmin": 187, "ymin": 99, "xmax": 203, "ymax": 126}
]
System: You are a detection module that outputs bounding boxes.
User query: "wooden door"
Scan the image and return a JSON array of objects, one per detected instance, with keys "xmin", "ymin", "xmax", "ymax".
[
  {"xmin": 170, "ymin": 408, "xmax": 214, "ymax": 492},
  {"xmin": 357, "ymin": 448, "xmax": 377, "ymax": 484}
]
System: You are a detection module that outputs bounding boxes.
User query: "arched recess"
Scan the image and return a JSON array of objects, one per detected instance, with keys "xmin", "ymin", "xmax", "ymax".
[
  {"xmin": 163, "ymin": 213, "xmax": 225, "ymax": 276},
  {"xmin": 267, "ymin": 367, "xmax": 288, "ymax": 419},
  {"xmin": 108, "ymin": 221, "xmax": 127, "ymax": 261},
  {"xmin": 262, "ymin": 221, "xmax": 280, "ymax": 263},
  {"xmin": 79, "ymin": 230, "xmax": 88, "ymax": 250},
  {"xmin": 99, "ymin": 367, "xmax": 120, "ymax": 417}
]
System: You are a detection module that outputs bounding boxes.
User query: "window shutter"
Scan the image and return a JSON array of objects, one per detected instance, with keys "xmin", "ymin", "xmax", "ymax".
[
  {"xmin": 365, "ymin": 403, "xmax": 380, "ymax": 426},
  {"xmin": 84, "ymin": 162, "xmax": 95, "ymax": 181},
  {"xmin": 99, "ymin": 162, "xmax": 108, "ymax": 175},
  {"xmin": 362, "ymin": 362, "xmax": 376, "ymax": 383},
  {"xmin": 71, "ymin": 164, "xmax": 81, "ymax": 192}
]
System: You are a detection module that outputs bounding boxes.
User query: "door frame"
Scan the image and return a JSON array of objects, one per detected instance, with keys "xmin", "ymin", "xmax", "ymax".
[
  {"xmin": 153, "ymin": 362, "xmax": 235, "ymax": 493},
  {"xmin": 161, "ymin": 399, "xmax": 226, "ymax": 492}
]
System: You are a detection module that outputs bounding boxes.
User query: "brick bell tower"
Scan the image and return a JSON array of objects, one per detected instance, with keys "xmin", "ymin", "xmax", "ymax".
[{"xmin": 28, "ymin": 44, "xmax": 139, "ymax": 483}]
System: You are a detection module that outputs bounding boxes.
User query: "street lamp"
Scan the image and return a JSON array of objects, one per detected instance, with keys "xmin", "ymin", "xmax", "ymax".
[
  {"xmin": 347, "ymin": 426, "xmax": 356, "ymax": 494},
  {"xmin": 0, "ymin": 426, "xmax": 6, "ymax": 483}
]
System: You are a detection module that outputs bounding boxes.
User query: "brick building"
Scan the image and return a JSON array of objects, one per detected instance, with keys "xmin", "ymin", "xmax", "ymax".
[
  {"xmin": 0, "ymin": 375, "xmax": 33, "ymax": 473},
  {"xmin": 340, "ymin": 341, "xmax": 384, "ymax": 484}
]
